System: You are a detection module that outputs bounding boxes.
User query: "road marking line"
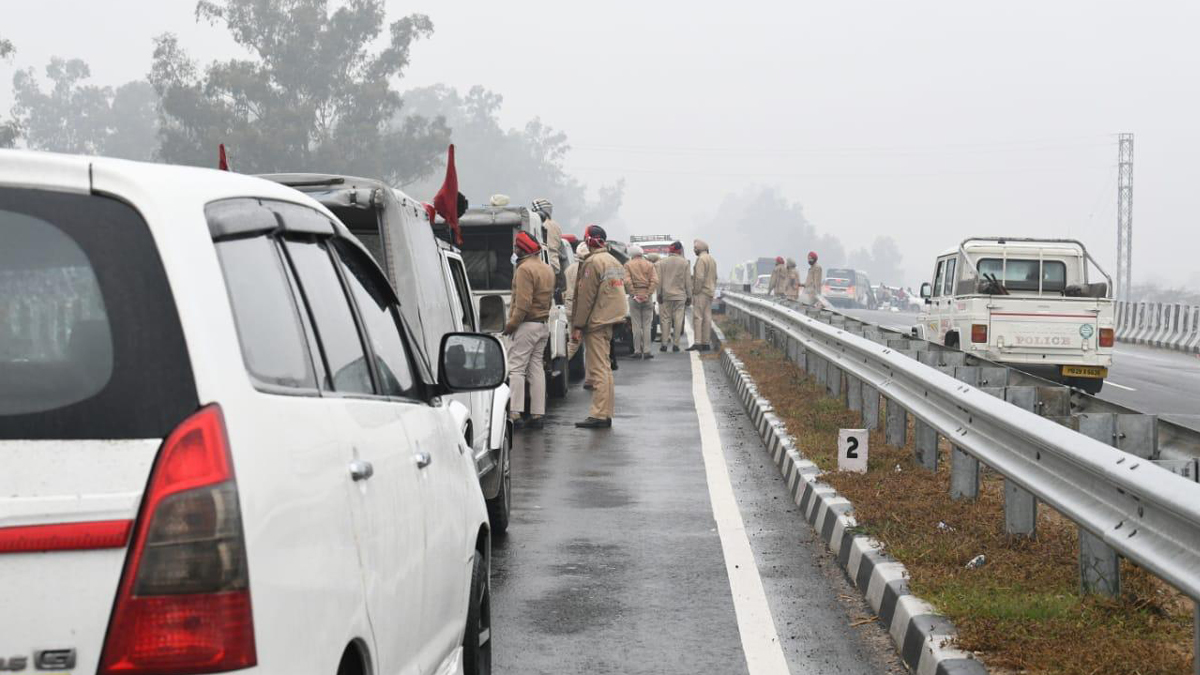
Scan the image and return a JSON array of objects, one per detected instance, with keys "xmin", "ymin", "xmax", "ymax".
[
  {"xmin": 689, "ymin": 352, "xmax": 792, "ymax": 675},
  {"xmin": 1106, "ymin": 381, "xmax": 1138, "ymax": 392}
]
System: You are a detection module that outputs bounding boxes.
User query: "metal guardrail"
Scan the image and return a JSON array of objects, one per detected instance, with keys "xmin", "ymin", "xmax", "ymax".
[
  {"xmin": 724, "ymin": 291, "xmax": 1200, "ymax": 605},
  {"xmin": 1116, "ymin": 300, "xmax": 1200, "ymax": 353}
]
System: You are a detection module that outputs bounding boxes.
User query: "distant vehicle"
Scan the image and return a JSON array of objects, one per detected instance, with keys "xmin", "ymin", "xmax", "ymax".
[
  {"xmin": 824, "ymin": 268, "xmax": 876, "ymax": 309},
  {"xmin": 731, "ymin": 258, "xmax": 778, "ymax": 286},
  {"xmin": 629, "ymin": 234, "xmax": 676, "ymax": 258},
  {"xmin": 264, "ymin": 173, "xmax": 515, "ymax": 532},
  {"xmin": 752, "ymin": 273, "xmax": 772, "ymax": 295},
  {"xmin": 435, "ymin": 204, "xmax": 573, "ymax": 400},
  {"xmin": 1, "ymin": 151, "xmax": 504, "ymax": 675},
  {"xmin": 916, "ymin": 237, "xmax": 1115, "ymax": 394}
]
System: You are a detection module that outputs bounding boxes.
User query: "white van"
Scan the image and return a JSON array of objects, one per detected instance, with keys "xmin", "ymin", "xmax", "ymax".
[
  {"xmin": 261, "ymin": 174, "xmax": 514, "ymax": 532},
  {"xmin": 0, "ymin": 150, "xmax": 504, "ymax": 675}
]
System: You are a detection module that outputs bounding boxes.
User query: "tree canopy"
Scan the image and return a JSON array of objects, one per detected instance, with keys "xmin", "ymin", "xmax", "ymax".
[
  {"xmin": 150, "ymin": 0, "xmax": 448, "ymax": 182},
  {"xmin": 9, "ymin": 59, "xmax": 157, "ymax": 159},
  {"xmin": 0, "ymin": 35, "xmax": 16, "ymax": 148},
  {"xmin": 401, "ymin": 84, "xmax": 624, "ymax": 231}
]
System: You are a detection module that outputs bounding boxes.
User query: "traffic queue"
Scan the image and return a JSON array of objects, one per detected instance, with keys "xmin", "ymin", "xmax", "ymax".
[{"xmin": 0, "ymin": 146, "xmax": 725, "ymax": 675}]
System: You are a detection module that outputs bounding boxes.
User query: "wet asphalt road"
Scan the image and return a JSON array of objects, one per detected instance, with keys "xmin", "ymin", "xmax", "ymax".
[{"xmin": 491, "ymin": 340, "xmax": 903, "ymax": 674}]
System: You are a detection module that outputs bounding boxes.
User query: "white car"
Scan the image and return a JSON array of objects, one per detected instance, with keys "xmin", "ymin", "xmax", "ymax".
[{"xmin": 0, "ymin": 150, "xmax": 503, "ymax": 675}]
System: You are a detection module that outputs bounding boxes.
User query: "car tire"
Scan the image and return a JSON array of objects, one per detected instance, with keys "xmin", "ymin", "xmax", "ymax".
[
  {"xmin": 1070, "ymin": 377, "xmax": 1104, "ymax": 395},
  {"xmin": 548, "ymin": 357, "xmax": 569, "ymax": 398},
  {"xmin": 569, "ymin": 344, "xmax": 586, "ymax": 380},
  {"xmin": 462, "ymin": 551, "xmax": 492, "ymax": 675},
  {"xmin": 945, "ymin": 333, "xmax": 960, "ymax": 350},
  {"xmin": 485, "ymin": 431, "xmax": 511, "ymax": 536}
]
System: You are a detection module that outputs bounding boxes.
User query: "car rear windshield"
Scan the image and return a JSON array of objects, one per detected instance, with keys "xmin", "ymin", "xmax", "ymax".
[
  {"xmin": 0, "ymin": 188, "xmax": 197, "ymax": 440},
  {"xmin": 977, "ymin": 258, "xmax": 1067, "ymax": 293},
  {"xmin": 445, "ymin": 225, "xmax": 514, "ymax": 291},
  {"xmin": 825, "ymin": 269, "xmax": 854, "ymax": 286}
]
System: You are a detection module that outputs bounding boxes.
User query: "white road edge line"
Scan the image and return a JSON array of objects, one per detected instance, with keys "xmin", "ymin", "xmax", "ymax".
[
  {"xmin": 689, "ymin": 350, "xmax": 792, "ymax": 675},
  {"xmin": 1105, "ymin": 381, "xmax": 1138, "ymax": 392}
]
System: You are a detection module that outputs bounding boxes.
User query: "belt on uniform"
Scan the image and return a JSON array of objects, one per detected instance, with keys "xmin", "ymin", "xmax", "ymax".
[{"xmin": 522, "ymin": 319, "xmax": 548, "ymax": 324}]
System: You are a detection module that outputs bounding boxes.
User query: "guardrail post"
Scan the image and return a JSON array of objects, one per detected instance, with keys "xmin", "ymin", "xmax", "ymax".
[
  {"xmin": 950, "ymin": 446, "xmax": 979, "ymax": 500},
  {"xmin": 827, "ymin": 363, "xmax": 842, "ymax": 398},
  {"xmin": 847, "ymin": 375, "xmax": 862, "ymax": 411},
  {"xmin": 1003, "ymin": 386, "xmax": 1039, "ymax": 538},
  {"xmin": 1077, "ymin": 417, "xmax": 1123, "ymax": 597},
  {"xmin": 862, "ymin": 384, "xmax": 880, "ymax": 430},
  {"xmin": 816, "ymin": 354, "xmax": 828, "ymax": 386},
  {"xmin": 914, "ymin": 418, "xmax": 938, "ymax": 470},
  {"xmin": 885, "ymin": 397, "xmax": 907, "ymax": 448}
]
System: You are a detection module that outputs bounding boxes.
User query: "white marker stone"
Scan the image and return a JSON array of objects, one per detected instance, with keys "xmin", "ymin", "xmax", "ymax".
[{"xmin": 838, "ymin": 429, "xmax": 868, "ymax": 473}]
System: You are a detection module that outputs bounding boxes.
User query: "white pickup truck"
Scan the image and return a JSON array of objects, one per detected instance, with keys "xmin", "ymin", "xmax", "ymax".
[{"xmin": 915, "ymin": 237, "xmax": 1115, "ymax": 394}]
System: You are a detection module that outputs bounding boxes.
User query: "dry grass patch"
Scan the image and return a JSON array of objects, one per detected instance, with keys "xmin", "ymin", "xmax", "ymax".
[{"xmin": 720, "ymin": 325, "xmax": 1194, "ymax": 675}]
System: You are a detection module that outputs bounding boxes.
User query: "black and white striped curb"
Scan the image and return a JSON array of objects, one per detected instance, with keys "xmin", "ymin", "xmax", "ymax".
[{"xmin": 717, "ymin": 340, "xmax": 987, "ymax": 675}]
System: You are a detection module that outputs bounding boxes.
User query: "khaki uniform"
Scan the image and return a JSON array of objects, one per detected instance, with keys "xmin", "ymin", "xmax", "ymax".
[
  {"xmin": 785, "ymin": 266, "xmax": 801, "ymax": 300},
  {"xmin": 692, "ymin": 243, "xmax": 717, "ymax": 346},
  {"xmin": 572, "ymin": 249, "xmax": 628, "ymax": 420},
  {"xmin": 543, "ymin": 218, "xmax": 563, "ymax": 275},
  {"xmin": 505, "ymin": 256, "xmax": 555, "ymax": 416},
  {"xmin": 564, "ymin": 257, "xmax": 584, "ymax": 363},
  {"xmin": 800, "ymin": 263, "xmax": 823, "ymax": 306},
  {"xmin": 624, "ymin": 257, "xmax": 659, "ymax": 355},
  {"xmin": 656, "ymin": 253, "xmax": 691, "ymax": 348},
  {"xmin": 768, "ymin": 263, "xmax": 789, "ymax": 295}
]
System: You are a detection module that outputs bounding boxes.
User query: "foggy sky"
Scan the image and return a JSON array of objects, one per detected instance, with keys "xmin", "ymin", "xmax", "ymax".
[{"xmin": 3, "ymin": 0, "xmax": 1198, "ymax": 287}]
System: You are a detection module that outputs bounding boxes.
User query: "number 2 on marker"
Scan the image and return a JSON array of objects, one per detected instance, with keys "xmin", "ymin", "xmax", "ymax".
[{"xmin": 845, "ymin": 436, "xmax": 859, "ymax": 459}]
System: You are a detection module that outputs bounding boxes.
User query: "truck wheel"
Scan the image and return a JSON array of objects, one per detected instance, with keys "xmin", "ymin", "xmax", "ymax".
[
  {"xmin": 548, "ymin": 357, "xmax": 569, "ymax": 398},
  {"xmin": 485, "ymin": 430, "xmax": 511, "ymax": 535},
  {"xmin": 1071, "ymin": 377, "xmax": 1104, "ymax": 395}
]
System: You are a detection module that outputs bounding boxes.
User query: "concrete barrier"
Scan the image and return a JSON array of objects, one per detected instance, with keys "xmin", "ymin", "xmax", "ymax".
[{"xmin": 1115, "ymin": 300, "xmax": 1200, "ymax": 354}]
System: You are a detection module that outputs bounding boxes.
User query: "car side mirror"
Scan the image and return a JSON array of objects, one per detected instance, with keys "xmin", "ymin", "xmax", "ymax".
[
  {"xmin": 919, "ymin": 282, "xmax": 932, "ymax": 299},
  {"xmin": 438, "ymin": 333, "xmax": 506, "ymax": 392}
]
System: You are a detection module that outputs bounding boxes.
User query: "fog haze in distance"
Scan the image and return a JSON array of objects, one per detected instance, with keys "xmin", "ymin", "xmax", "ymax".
[{"xmin": 2, "ymin": 0, "xmax": 1197, "ymax": 287}]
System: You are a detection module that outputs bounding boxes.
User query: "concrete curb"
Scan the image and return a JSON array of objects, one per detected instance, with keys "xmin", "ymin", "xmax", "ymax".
[{"xmin": 715, "ymin": 332, "xmax": 987, "ymax": 675}]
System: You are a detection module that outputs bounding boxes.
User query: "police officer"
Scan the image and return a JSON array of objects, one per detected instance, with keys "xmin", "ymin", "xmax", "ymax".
[
  {"xmin": 785, "ymin": 258, "xmax": 801, "ymax": 301},
  {"xmin": 656, "ymin": 241, "xmax": 691, "ymax": 352},
  {"xmin": 768, "ymin": 256, "xmax": 789, "ymax": 296},
  {"xmin": 688, "ymin": 239, "xmax": 717, "ymax": 352},
  {"xmin": 799, "ymin": 250, "xmax": 823, "ymax": 307},
  {"xmin": 623, "ymin": 245, "xmax": 659, "ymax": 359},
  {"xmin": 503, "ymin": 231, "xmax": 555, "ymax": 429},
  {"xmin": 571, "ymin": 225, "xmax": 628, "ymax": 429}
]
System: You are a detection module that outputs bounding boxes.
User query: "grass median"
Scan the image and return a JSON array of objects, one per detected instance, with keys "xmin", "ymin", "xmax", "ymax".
[{"xmin": 719, "ymin": 321, "xmax": 1194, "ymax": 675}]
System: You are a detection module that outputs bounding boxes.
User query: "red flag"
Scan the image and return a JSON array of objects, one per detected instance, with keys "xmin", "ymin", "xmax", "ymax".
[
  {"xmin": 433, "ymin": 145, "xmax": 462, "ymax": 245},
  {"xmin": 218, "ymin": 144, "xmax": 230, "ymax": 171}
]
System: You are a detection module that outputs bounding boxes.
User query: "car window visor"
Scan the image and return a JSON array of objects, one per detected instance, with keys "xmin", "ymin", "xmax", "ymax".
[{"xmin": 206, "ymin": 198, "xmax": 335, "ymax": 240}]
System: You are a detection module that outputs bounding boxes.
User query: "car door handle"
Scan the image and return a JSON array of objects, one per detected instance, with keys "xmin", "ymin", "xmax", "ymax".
[
  {"xmin": 348, "ymin": 460, "xmax": 374, "ymax": 482},
  {"xmin": 414, "ymin": 452, "xmax": 432, "ymax": 469}
]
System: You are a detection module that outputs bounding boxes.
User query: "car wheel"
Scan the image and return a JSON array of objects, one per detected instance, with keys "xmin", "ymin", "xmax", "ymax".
[
  {"xmin": 569, "ymin": 344, "xmax": 586, "ymax": 380},
  {"xmin": 548, "ymin": 357, "xmax": 569, "ymax": 398},
  {"xmin": 462, "ymin": 551, "xmax": 491, "ymax": 675},
  {"xmin": 485, "ymin": 431, "xmax": 511, "ymax": 535}
]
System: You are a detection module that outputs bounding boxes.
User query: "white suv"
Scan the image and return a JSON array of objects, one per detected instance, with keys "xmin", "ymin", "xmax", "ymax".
[{"xmin": 0, "ymin": 150, "xmax": 503, "ymax": 675}]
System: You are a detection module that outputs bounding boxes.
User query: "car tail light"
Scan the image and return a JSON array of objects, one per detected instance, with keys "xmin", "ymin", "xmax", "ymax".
[
  {"xmin": 99, "ymin": 405, "xmax": 256, "ymax": 674},
  {"xmin": 1099, "ymin": 328, "xmax": 1114, "ymax": 347},
  {"xmin": 971, "ymin": 324, "xmax": 988, "ymax": 343}
]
